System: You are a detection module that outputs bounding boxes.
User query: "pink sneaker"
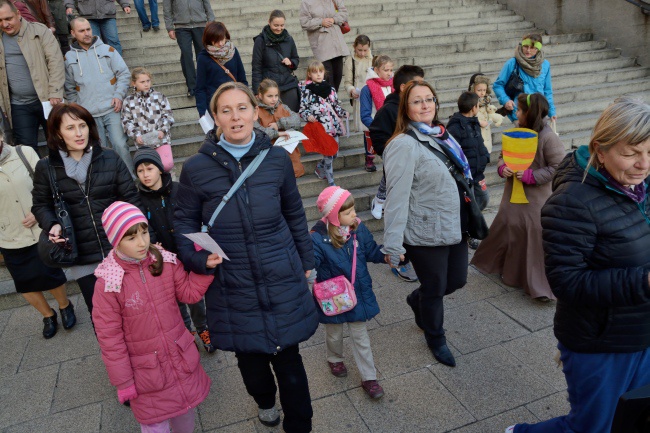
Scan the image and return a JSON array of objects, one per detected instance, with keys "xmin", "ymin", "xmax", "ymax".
[
  {"xmin": 361, "ymin": 380, "xmax": 384, "ymax": 399},
  {"xmin": 328, "ymin": 361, "xmax": 348, "ymax": 377}
]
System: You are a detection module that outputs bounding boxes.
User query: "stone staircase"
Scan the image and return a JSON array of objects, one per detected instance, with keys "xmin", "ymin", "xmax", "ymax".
[
  {"xmin": 2, "ymin": 0, "xmax": 649, "ymax": 306},
  {"xmin": 113, "ymin": 0, "xmax": 650, "ymax": 233}
]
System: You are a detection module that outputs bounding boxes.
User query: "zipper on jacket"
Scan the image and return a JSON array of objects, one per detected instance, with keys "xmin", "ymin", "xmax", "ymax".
[
  {"xmin": 138, "ymin": 263, "xmax": 146, "ymax": 283},
  {"xmin": 76, "ymin": 163, "xmax": 106, "ymax": 259}
]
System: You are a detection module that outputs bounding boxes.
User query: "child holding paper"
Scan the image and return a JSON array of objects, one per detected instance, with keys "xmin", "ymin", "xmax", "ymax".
[{"xmin": 254, "ymin": 79, "xmax": 305, "ymax": 177}]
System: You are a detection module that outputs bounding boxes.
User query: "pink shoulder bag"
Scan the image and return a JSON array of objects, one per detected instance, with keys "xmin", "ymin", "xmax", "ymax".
[{"xmin": 313, "ymin": 234, "xmax": 358, "ymax": 316}]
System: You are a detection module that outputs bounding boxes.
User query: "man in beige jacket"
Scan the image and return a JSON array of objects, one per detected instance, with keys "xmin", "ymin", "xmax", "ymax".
[{"xmin": 0, "ymin": 0, "xmax": 64, "ymax": 150}]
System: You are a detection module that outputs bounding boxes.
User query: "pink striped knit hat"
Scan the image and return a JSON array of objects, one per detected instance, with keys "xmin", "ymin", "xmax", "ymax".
[
  {"xmin": 101, "ymin": 201, "xmax": 148, "ymax": 247},
  {"xmin": 317, "ymin": 186, "xmax": 351, "ymax": 227}
]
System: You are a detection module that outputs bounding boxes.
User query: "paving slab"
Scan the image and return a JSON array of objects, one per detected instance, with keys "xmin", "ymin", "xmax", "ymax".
[
  {"xmin": 348, "ymin": 369, "xmax": 475, "ymax": 433},
  {"xmin": 4, "ymin": 402, "xmax": 102, "ymax": 433},
  {"xmin": 429, "ymin": 345, "xmax": 556, "ymax": 420},
  {"xmin": 450, "ymin": 406, "xmax": 540, "ymax": 433},
  {"xmin": 488, "ymin": 290, "xmax": 557, "ymax": 332},
  {"xmin": 206, "ymin": 419, "xmax": 256, "ymax": 433},
  {"xmin": 0, "ymin": 335, "xmax": 27, "ymax": 379},
  {"xmin": 502, "ymin": 327, "xmax": 567, "ymax": 392},
  {"xmin": 444, "ymin": 267, "xmax": 509, "ymax": 311},
  {"xmin": 19, "ymin": 325, "xmax": 100, "ymax": 372},
  {"xmin": 0, "ymin": 363, "xmax": 59, "ymax": 429},
  {"xmin": 51, "ymin": 354, "xmax": 114, "ymax": 413},
  {"xmin": 99, "ymin": 397, "xmax": 142, "ymax": 432},
  {"xmin": 444, "ymin": 301, "xmax": 530, "ymax": 355},
  {"xmin": 525, "ymin": 391, "xmax": 571, "ymax": 423},
  {"xmin": 198, "ymin": 366, "xmax": 259, "ymax": 431},
  {"xmin": 310, "ymin": 393, "xmax": 371, "ymax": 433}
]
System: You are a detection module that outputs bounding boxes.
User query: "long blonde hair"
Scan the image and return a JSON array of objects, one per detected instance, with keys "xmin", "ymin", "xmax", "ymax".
[
  {"xmin": 585, "ymin": 97, "xmax": 650, "ymax": 174},
  {"xmin": 327, "ymin": 196, "xmax": 358, "ymax": 249}
]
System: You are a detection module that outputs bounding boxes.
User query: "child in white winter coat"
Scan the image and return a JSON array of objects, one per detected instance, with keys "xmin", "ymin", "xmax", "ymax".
[
  {"xmin": 299, "ymin": 60, "xmax": 348, "ymax": 186},
  {"xmin": 468, "ymin": 73, "xmax": 494, "ymax": 153}
]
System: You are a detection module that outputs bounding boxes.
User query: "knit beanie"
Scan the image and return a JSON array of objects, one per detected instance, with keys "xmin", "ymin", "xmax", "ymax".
[
  {"xmin": 317, "ymin": 186, "xmax": 351, "ymax": 227},
  {"xmin": 101, "ymin": 201, "xmax": 148, "ymax": 247},
  {"xmin": 133, "ymin": 146, "xmax": 164, "ymax": 173}
]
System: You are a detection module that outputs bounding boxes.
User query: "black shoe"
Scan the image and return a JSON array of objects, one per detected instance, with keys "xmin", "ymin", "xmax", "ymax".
[
  {"xmin": 468, "ymin": 237, "xmax": 480, "ymax": 250},
  {"xmin": 187, "ymin": 89, "xmax": 195, "ymax": 97},
  {"xmin": 143, "ymin": 26, "xmax": 151, "ymax": 32},
  {"xmin": 43, "ymin": 310, "xmax": 58, "ymax": 339},
  {"xmin": 406, "ymin": 292, "xmax": 424, "ymax": 330},
  {"xmin": 431, "ymin": 344, "xmax": 456, "ymax": 367},
  {"xmin": 152, "ymin": 26, "xmax": 160, "ymax": 31},
  {"xmin": 59, "ymin": 301, "xmax": 76, "ymax": 330}
]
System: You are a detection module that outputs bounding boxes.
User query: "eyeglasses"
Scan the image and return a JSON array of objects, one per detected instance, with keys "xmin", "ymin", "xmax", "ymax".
[{"xmin": 408, "ymin": 97, "xmax": 437, "ymax": 106}]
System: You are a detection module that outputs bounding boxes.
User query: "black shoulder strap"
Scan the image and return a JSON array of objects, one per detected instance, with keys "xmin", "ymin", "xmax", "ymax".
[
  {"xmin": 352, "ymin": 57, "xmax": 356, "ymax": 83},
  {"xmin": 15, "ymin": 145, "xmax": 34, "ymax": 179}
]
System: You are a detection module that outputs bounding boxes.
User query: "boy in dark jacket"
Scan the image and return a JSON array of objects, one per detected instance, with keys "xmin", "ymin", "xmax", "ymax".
[
  {"xmin": 446, "ymin": 91, "xmax": 490, "ymax": 249},
  {"xmin": 133, "ymin": 147, "xmax": 215, "ymax": 353}
]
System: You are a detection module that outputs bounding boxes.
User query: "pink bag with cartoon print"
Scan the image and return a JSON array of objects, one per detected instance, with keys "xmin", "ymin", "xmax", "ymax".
[{"xmin": 313, "ymin": 235, "xmax": 358, "ymax": 316}]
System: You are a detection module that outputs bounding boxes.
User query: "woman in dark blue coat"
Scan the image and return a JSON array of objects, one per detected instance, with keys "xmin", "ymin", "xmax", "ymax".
[
  {"xmin": 174, "ymin": 82, "xmax": 316, "ymax": 433},
  {"xmin": 508, "ymin": 97, "xmax": 650, "ymax": 433},
  {"xmin": 311, "ymin": 186, "xmax": 386, "ymax": 399}
]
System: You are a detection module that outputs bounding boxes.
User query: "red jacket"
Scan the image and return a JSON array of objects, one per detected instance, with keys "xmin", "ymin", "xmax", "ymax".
[{"xmin": 92, "ymin": 250, "xmax": 214, "ymax": 425}]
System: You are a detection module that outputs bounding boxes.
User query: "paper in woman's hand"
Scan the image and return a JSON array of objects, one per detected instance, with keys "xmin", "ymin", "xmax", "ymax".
[
  {"xmin": 183, "ymin": 232, "xmax": 230, "ymax": 261},
  {"xmin": 274, "ymin": 130, "xmax": 308, "ymax": 154},
  {"xmin": 199, "ymin": 112, "xmax": 215, "ymax": 134}
]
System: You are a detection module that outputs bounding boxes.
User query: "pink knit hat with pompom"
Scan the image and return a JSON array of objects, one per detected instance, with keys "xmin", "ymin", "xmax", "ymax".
[
  {"xmin": 317, "ymin": 186, "xmax": 351, "ymax": 227},
  {"xmin": 101, "ymin": 201, "xmax": 148, "ymax": 246}
]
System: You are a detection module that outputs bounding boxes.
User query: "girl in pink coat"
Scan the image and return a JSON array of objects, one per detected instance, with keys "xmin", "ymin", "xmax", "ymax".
[{"xmin": 92, "ymin": 201, "xmax": 222, "ymax": 433}]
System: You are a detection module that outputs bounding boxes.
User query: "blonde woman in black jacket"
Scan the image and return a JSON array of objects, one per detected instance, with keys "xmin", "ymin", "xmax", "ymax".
[{"xmin": 508, "ymin": 97, "xmax": 650, "ymax": 433}]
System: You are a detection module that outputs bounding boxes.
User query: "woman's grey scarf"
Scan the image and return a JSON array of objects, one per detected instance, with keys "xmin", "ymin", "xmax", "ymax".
[
  {"xmin": 514, "ymin": 45, "xmax": 545, "ymax": 78},
  {"xmin": 59, "ymin": 148, "xmax": 92, "ymax": 185}
]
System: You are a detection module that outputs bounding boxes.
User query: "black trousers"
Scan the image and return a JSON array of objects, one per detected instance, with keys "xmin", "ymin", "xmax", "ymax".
[
  {"xmin": 76, "ymin": 273, "xmax": 97, "ymax": 317},
  {"xmin": 280, "ymin": 87, "xmax": 300, "ymax": 113},
  {"xmin": 10, "ymin": 101, "xmax": 47, "ymax": 151},
  {"xmin": 405, "ymin": 240, "xmax": 468, "ymax": 348},
  {"xmin": 322, "ymin": 56, "xmax": 345, "ymax": 92},
  {"xmin": 175, "ymin": 27, "xmax": 204, "ymax": 92},
  {"xmin": 236, "ymin": 345, "xmax": 312, "ymax": 433}
]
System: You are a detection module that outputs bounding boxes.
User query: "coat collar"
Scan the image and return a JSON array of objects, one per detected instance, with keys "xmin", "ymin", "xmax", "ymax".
[
  {"xmin": 137, "ymin": 172, "xmax": 173, "ymax": 195},
  {"xmin": 198, "ymin": 127, "xmax": 272, "ymax": 168}
]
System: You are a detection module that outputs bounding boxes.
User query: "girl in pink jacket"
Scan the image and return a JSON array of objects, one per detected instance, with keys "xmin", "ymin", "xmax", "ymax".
[{"xmin": 92, "ymin": 201, "xmax": 222, "ymax": 433}]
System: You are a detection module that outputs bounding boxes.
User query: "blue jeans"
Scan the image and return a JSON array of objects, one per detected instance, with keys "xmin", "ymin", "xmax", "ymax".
[
  {"xmin": 133, "ymin": 0, "xmax": 159, "ymax": 28},
  {"xmin": 94, "ymin": 111, "xmax": 134, "ymax": 177},
  {"xmin": 175, "ymin": 27, "xmax": 204, "ymax": 92},
  {"xmin": 514, "ymin": 343, "xmax": 650, "ymax": 433},
  {"xmin": 10, "ymin": 100, "xmax": 46, "ymax": 151},
  {"xmin": 89, "ymin": 18, "xmax": 122, "ymax": 56}
]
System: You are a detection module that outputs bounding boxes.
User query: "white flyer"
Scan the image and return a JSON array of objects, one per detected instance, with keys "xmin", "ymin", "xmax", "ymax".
[
  {"xmin": 42, "ymin": 101, "xmax": 53, "ymax": 119},
  {"xmin": 198, "ymin": 111, "xmax": 215, "ymax": 134},
  {"xmin": 274, "ymin": 130, "xmax": 307, "ymax": 154},
  {"xmin": 183, "ymin": 232, "xmax": 230, "ymax": 261}
]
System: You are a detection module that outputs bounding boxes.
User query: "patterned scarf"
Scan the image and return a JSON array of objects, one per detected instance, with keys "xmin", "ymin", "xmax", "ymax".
[
  {"xmin": 411, "ymin": 122, "xmax": 473, "ymax": 181},
  {"xmin": 513, "ymin": 45, "xmax": 545, "ymax": 78},
  {"xmin": 366, "ymin": 75, "xmax": 394, "ymax": 111},
  {"xmin": 478, "ymin": 95, "xmax": 491, "ymax": 108},
  {"xmin": 95, "ymin": 247, "xmax": 177, "ymax": 293},
  {"xmin": 599, "ymin": 167, "xmax": 647, "ymax": 204},
  {"xmin": 207, "ymin": 40, "xmax": 236, "ymax": 64},
  {"xmin": 337, "ymin": 225, "xmax": 351, "ymax": 241},
  {"xmin": 263, "ymin": 25, "xmax": 287, "ymax": 44}
]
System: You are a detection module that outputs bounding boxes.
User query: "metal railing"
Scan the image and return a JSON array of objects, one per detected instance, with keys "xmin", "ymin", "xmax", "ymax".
[{"xmin": 624, "ymin": 0, "xmax": 650, "ymax": 13}]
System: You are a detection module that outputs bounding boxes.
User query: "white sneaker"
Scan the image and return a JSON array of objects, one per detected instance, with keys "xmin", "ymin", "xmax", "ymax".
[
  {"xmin": 505, "ymin": 426, "xmax": 515, "ymax": 433},
  {"xmin": 258, "ymin": 407, "xmax": 280, "ymax": 427},
  {"xmin": 371, "ymin": 197, "xmax": 385, "ymax": 220}
]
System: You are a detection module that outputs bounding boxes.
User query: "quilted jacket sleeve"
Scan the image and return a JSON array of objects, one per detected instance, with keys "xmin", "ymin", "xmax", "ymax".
[{"xmin": 171, "ymin": 261, "xmax": 214, "ymax": 305}]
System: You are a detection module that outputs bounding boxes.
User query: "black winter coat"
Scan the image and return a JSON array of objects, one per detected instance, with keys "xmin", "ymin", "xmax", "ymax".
[
  {"xmin": 138, "ymin": 173, "xmax": 178, "ymax": 253},
  {"xmin": 31, "ymin": 144, "xmax": 143, "ymax": 265},
  {"xmin": 174, "ymin": 129, "xmax": 318, "ymax": 354},
  {"xmin": 251, "ymin": 29, "xmax": 299, "ymax": 94},
  {"xmin": 368, "ymin": 91, "xmax": 399, "ymax": 157},
  {"xmin": 446, "ymin": 112, "xmax": 489, "ymax": 184},
  {"xmin": 541, "ymin": 147, "xmax": 650, "ymax": 353}
]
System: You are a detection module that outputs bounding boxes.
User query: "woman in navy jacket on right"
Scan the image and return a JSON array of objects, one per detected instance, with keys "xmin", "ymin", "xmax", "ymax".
[{"xmin": 508, "ymin": 97, "xmax": 650, "ymax": 432}]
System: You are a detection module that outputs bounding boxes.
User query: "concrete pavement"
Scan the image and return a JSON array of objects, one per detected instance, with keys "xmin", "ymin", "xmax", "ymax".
[{"xmin": 0, "ymin": 192, "xmax": 570, "ymax": 433}]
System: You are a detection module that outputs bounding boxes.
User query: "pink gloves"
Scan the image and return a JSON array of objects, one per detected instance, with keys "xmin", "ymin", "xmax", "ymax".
[
  {"xmin": 117, "ymin": 384, "xmax": 138, "ymax": 404},
  {"xmin": 520, "ymin": 169, "xmax": 536, "ymax": 185}
]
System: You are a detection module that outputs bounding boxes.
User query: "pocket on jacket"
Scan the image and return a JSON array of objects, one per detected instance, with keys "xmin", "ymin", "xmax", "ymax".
[
  {"xmin": 175, "ymin": 330, "xmax": 201, "ymax": 374},
  {"xmin": 131, "ymin": 352, "xmax": 165, "ymax": 394},
  {"xmin": 76, "ymin": 0, "xmax": 94, "ymax": 16},
  {"xmin": 410, "ymin": 210, "xmax": 441, "ymax": 244}
]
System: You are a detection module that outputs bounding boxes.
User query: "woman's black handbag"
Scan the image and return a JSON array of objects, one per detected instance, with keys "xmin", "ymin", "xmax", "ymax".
[
  {"xmin": 504, "ymin": 61, "xmax": 524, "ymax": 101},
  {"xmin": 37, "ymin": 160, "xmax": 78, "ymax": 267},
  {"xmin": 407, "ymin": 131, "xmax": 489, "ymax": 240}
]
